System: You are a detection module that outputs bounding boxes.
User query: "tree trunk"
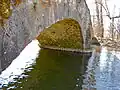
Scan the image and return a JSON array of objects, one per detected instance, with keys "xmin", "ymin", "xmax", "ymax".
[
  {"xmin": 111, "ymin": 18, "xmax": 114, "ymax": 40},
  {"xmin": 100, "ymin": 0, "xmax": 104, "ymax": 38},
  {"xmin": 95, "ymin": 0, "xmax": 100, "ymax": 26}
]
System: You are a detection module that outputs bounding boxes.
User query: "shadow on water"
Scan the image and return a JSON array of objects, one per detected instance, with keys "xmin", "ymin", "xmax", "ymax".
[{"xmin": 4, "ymin": 49, "xmax": 91, "ymax": 90}]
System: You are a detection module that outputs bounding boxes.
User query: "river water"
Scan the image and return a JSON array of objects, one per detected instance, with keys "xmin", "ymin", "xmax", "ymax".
[{"xmin": 0, "ymin": 40, "xmax": 120, "ymax": 90}]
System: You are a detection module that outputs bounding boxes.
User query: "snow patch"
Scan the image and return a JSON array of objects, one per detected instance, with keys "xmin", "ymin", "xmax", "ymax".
[{"xmin": 0, "ymin": 39, "xmax": 40, "ymax": 88}]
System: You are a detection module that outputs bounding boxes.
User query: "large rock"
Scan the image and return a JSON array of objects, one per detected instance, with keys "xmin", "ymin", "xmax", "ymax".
[
  {"xmin": 37, "ymin": 18, "xmax": 83, "ymax": 49},
  {"xmin": 0, "ymin": 0, "xmax": 92, "ymax": 70}
]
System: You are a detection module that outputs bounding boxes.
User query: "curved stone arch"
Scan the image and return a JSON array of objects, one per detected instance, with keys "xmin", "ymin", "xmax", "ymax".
[
  {"xmin": 34, "ymin": 0, "xmax": 93, "ymax": 49},
  {"xmin": 0, "ymin": 0, "xmax": 93, "ymax": 70}
]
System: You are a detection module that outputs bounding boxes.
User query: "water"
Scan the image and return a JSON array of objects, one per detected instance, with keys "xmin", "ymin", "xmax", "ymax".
[
  {"xmin": 83, "ymin": 47, "xmax": 120, "ymax": 90},
  {"xmin": 0, "ymin": 41, "xmax": 120, "ymax": 90},
  {"xmin": 7, "ymin": 49, "xmax": 91, "ymax": 90}
]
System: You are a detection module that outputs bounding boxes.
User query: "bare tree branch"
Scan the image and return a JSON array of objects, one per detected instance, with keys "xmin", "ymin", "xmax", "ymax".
[
  {"xmin": 96, "ymin": 1, "xmax": 120, "ymax": 20},
  {"xmin": 104, "ymin": 0, "xmax": 110, "ymax": 17},
  {"xmin": 95, "ymin": 1, "xmax": 111, "ymax": 19}
]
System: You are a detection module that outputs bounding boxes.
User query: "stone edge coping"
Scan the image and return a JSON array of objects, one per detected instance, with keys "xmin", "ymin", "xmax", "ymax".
[{"xmin": 39, "ymin": 45, "xmax": 92, "ymax": 54}]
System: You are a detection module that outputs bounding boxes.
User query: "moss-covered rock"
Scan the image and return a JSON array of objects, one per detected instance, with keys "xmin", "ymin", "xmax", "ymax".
[{"xmin": 37, "ymin": 18, "xmax": 84, "ymax": 49}]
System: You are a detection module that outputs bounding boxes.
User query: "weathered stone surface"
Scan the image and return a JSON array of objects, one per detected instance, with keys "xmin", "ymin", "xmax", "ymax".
[
  {"xmin": 37, "ymin": 18, "xmax": 83, "ymax": 49},
  {"xmin": 0, "ymin": 0, "xmax": 92, "ymax": 70}
]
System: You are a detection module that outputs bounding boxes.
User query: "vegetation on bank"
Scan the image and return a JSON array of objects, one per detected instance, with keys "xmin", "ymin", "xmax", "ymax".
[
  {"xmin": 0, "ymin": 0, "xmax": 11, "ymax": 26},
  {"xmin": 0, "ymin": 0, "xmax": 11, "ymax": 19},
  {"xmin": 0, "ymin": 0, "xmax": 22, "ymax": 26},
  {"xmin": 37, "ymin": 18, "xmax": 84, "ymax": 49}
]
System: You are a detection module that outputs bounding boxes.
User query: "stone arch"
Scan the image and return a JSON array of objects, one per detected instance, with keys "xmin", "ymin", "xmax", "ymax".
[{"xmin": 0, "ymin": 0, "xmax": 93, "ymax": 70}]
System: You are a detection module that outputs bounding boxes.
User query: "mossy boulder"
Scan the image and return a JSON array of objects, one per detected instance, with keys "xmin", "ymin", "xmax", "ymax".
[{"xmin": 37, "ymin": 18, "xmax": 84, "ymax": 49}]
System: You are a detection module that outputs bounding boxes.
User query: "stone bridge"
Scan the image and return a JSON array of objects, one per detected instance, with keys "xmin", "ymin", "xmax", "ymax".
[{"xmin": 0, "ymin": 0, "xmax": 93, "ymax": 71}]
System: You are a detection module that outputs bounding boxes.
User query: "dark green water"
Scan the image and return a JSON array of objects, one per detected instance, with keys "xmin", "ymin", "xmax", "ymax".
[
  {"xmin": 7, "ymin": 49, "xmax": 91, "ymax": 90},
  {"xmin": 2, "ymin": 47, "xmax": 120, "ymax": 90}
]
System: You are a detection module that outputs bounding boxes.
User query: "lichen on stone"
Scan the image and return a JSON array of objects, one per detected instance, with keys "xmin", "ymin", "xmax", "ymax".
[{"xmin": 37, "ymin": 18, "xmax": 84, "ymax": 49}]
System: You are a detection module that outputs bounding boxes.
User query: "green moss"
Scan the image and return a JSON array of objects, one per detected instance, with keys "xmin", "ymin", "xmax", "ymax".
[
  {"xmin": 0, "ymin": 0, "xmax": 12, "ymax": 26},
  {"xmin": 0, "ymin": 0, "xmax": 12, "ymax": 19},
  {"xmin": 37, "ymin": 18, "xmax": 83, "ymax": 49}
]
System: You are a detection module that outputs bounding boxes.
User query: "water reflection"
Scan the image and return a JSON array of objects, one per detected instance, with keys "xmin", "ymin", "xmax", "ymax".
[
  {"xmin": 83, "ymin": 47, "xmax": 120, "ymax": 90},
  {"xmin": 96, "ymin": 49, "xmax": 120, "ymax": 90},
  {"xmin": 5, "ymin": 49, "xmax": 91, "ymax": 90},
  {"xmin": 83, "ymin": 50, "xmax": 100, "ymax": 90},
  {"xmin": 1, "ymin": 47, "xmax": 120, "ymax": 90}
]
